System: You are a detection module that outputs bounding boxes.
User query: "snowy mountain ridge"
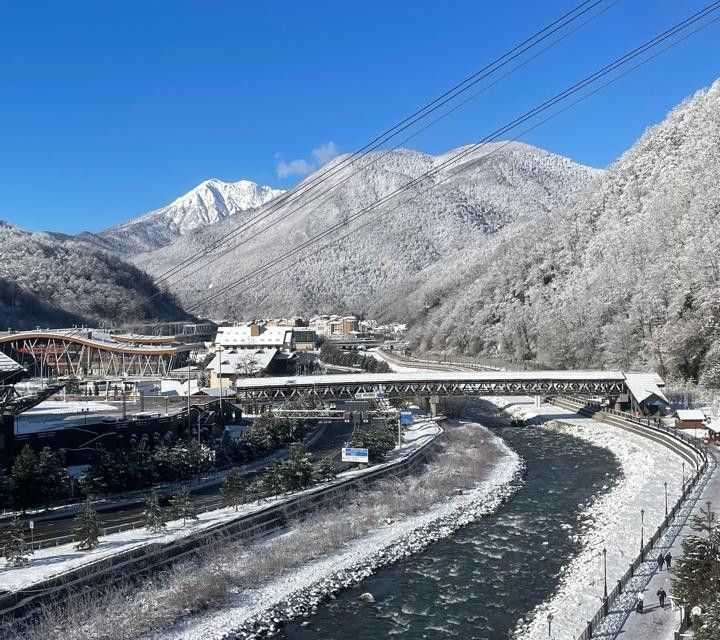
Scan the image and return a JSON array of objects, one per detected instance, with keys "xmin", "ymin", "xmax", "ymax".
[
  {"xmin": 85, "ymin": 178, "xmax": 285, "ymax": 255},
  {"xmin": 134, "ymin": 141, "xmax": 601, "ymax": 319}
]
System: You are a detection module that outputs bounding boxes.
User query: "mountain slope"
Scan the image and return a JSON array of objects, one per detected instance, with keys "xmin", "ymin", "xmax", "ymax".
[
  {"xmin": 408, "ymin": 79, "xmax": 720, "ymax": 382},
  {"xmin": 83, "ymin": 179, "xmax": 284, "ymax": 255},
  {"xmin": 0, "ymin": 221, "xmax": 189, "ymax": 329},
  {"xmin": 134, "ymin": 142, "xmax": 600, "ymax": 319}
]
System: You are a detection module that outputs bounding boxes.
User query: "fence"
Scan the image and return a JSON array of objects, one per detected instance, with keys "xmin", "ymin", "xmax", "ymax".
[
  {"xmin": 551, "ymin": 397, "xmax": 711, "ymax": 640},
  {"xmin": 0, "ymin": 423, "xmax": 442, "ymax": 626}
]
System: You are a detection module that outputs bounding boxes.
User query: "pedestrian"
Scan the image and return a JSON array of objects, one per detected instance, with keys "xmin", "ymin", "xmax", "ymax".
[
  {"xmin": 657, "ymin": 588, "xmax": 667, "ymax": 608},
  {"xmin": 657, "ymin": 553, "xmax": 665, "ymax": 570},
  {"xmin": 636, "ymin": 592, "xmax": 644, "ymax": 614},
  {"xmin": 665, "ymin": 551, "xmax": 672, "ymax": 569}
]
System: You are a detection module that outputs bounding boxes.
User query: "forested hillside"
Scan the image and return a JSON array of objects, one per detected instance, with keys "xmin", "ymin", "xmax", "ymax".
[
  {"xmin": 408, "ymin": 79, "xmax": 720, "ymax": 383},
  {"xmin": 0, "ymin": 222, "xmax": 188, "ymax": 329},
  {"xmin": 135, "ymin": 142, "xmax": 599, "ymax": 319}
]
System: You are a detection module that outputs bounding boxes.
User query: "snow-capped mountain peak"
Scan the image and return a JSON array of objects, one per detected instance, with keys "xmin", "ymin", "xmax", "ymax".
[{"xmin": 95, "ymin": 178, "xmax": 285, "ymax": 254}]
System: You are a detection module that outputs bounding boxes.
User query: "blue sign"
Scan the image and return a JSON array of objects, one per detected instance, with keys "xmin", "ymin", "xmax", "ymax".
[
  {"xmin": 342, "ymin": 447, "xmax": 369, "ymax": 463},
  {"xmin": 400, "ymin": 411, "xmax": 413, "ymax": 426}
]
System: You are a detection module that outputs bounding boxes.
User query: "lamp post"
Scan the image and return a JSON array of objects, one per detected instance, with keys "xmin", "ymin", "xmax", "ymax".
[
  {"xmin": 187, "ymin": 359, "xmax": 192, "ymax": 440},
  {"xmin": 640, "ymin": 509, "xmax": 645, "ymax": 554},
  {"xmin": 218, "ymin": 346, "xmax": 224, "ymax": 431},
  {"xmin": 603, "ymin": 547, "xmax": 608, "ymax": 599},
  {"xmin": 547, "ymin": 613, "xmax": 553, "ymax": 637},
  {"xmin": 664, "ymin": 481, "xmax": 668, "ymax": 516},
  {"xmin": 682, "ymin": 462, "xmax": 686, "ymax": 490}
]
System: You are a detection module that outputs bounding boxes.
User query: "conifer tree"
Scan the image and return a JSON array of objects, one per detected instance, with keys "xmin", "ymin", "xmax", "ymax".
[
  {"xmin": 73, "ymin": 497, "xmax": 102, "ymax": 550},
  {"xmin": 11, "ymin": 445, "xmax": 40, "ymax": 512},
  {"xmin": 0, "ymin": 468, "xmax": 9, "ymax": 511},
  {"xmin": 673, "ymin": 505, "xmax": 720, "ymax": 611},
  {"xmin": 314, "ymin": 456, "xmax": 336, "ymax": 482},
  {"xmin": 696, "ymin": 595, "xmax": 720, "ymax": 640},
  {"xmin": 142, "ymin": 489, "xmax": 167, "ymax": 533},
  {"xmin": 221, "ymin": 468, "xmax": 247, "ymax": 511},
  {"xmin": 1, "ymin": 518, "xmax": 29, "ymax": 566},
  {"xmin": 37, "ymin": 447, "xmax": 70, "ymax": 508},
  {"xmin": 168, "ymin": 486, "xmax": 197, "ymax": 525}
]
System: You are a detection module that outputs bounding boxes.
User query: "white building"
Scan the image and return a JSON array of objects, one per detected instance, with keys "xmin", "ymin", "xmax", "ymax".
[{"xmin": 214, "ymin": 323, "xmax": 316, "ymax": 351}]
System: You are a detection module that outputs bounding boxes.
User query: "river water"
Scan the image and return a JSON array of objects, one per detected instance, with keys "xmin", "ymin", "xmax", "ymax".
[{"xmin": 277, "ymin": 408, "xmax": 621, "ymax": 640}]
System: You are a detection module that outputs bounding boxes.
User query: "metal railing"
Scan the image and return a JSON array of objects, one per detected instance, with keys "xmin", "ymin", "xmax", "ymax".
[
  {"xmin": 551, "ymin": 397, "xmax": 711, "ymax": 640},
  {"xmin": 0, "ymin": 424, "xmax": 443, "ymax": 626}
]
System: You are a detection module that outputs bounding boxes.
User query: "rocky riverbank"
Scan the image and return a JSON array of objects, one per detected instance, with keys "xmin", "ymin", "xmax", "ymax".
[
  {"xmin": 160, "ymin": 423, "xmax": 523, "ymax": 640},
  {"xmin": 486, "ymin": 397, "xmax": 686, "ymax": 640}
]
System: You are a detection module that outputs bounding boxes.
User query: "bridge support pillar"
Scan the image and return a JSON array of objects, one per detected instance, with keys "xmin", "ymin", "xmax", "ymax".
[{"xmin": 429, "ymin": 395, "xmax": 440, "ymax": 417}]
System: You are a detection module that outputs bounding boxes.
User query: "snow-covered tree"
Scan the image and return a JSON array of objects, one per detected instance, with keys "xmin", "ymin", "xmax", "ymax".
[
  {"xmin": 142, "ymin": 489, "xmax": 167, "ymax": 533},
  {"xmin": 313, "ymin": 456, "xmax": 337, "ymax": 482},
  {"xmin": 168, "ymin": 486, "xmax": 197, "ymax": 525},
  {"xmin": 673, "ymin": 506, "xmax": 720, "ymax": 612},
  {"xmin": 221, "ymin": 468, "xmax": 247, "ymax": 511},
  {"xmin": 0, "ymin": 518, "xmax": 29, "ymax": 566},
  {"xmin": 73, "ymin": 498, "xmax": 102, "ymax": 550}
]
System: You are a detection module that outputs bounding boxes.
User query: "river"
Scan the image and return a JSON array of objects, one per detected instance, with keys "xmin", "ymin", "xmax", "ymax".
[{"xmin": 276, "ymin": 406, "xmax": 621, "ymax": 640}]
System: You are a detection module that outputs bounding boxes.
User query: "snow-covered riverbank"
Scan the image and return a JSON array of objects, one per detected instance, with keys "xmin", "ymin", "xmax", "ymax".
[
  {"xmin": 488, "ymin": 397, "xmax": 686, "ymax": 640},
  {"xmin": 158, "ymin": 425, "xmax": 523, "ymax": 640}
]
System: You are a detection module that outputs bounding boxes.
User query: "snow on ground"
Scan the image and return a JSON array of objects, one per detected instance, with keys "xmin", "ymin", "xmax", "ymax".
[
  {"xmin": 156, "ymin": 426, "xmax": 522, "ymax": 640},
  {"xmin": 488, "ymin": 397, "xmax": 687, "ymax": 640},
  {"xmin": 368, "ymin": 349, "xmax": 425, "ymax": 372},
  {"xmin": 21, "ymin": 400, "xmax": 119, "ymax": 415},
  {"xmin": 0, "ymin": 420, "xmax": 441, "ymax": 593}
]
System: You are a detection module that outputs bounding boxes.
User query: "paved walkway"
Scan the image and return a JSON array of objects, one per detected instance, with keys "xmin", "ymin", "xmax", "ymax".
[{"xmin": 595, "ymin": 444, "xmax": 719, "ymax": 640}]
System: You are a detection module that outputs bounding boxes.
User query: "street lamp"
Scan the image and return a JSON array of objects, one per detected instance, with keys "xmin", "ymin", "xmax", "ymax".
[
  {"xmin": 602, "ymin": 547, "xmax": 608, "ymax": 600},
  {"xmin": 640, "ymin": 509, "xmax": 645, "ymax": 553},
  {"xmin": 664, "ymin": 481, "xmax": 668, "ymax": 516},
  {"xmin": 547, "ymin": 613, "xmax": 554, "ymax": 637}
]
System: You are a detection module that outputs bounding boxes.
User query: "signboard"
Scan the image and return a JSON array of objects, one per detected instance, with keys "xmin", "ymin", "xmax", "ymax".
[
  {"xmin": 342, "ymin": 447, "xmax": 369, "ymax": 463},
  {"xmin": 28, "ymin": 520, "xmax": 34, "ymax": 530},
  {"xmin": 400, "ymin": 411, "xmax": 413, "ymax": 426}
]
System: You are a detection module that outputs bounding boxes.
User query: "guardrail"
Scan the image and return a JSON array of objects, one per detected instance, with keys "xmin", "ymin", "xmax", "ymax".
[
  {"xmin": 0, "ymin": 424, "xmax": 442, "ymax": 627},
  {"xmin": 551, "ymin": 396, "xmax": 711, "ymax": 640}
]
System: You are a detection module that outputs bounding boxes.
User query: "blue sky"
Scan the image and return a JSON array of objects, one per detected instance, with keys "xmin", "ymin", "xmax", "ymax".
[{"xmin": 1, "ymin": 0, "xmax": 719, "ymax": 234}]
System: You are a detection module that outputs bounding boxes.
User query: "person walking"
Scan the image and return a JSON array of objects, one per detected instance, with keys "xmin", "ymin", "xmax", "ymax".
[
  {"xmin": 657, "ymin": 588, "xmax": 667, "ymax": 608},
  {"xmin": 657, "ymin": 553, "xmax": 665, "ymax": 570},
  {"xmin": 665, "ymin": 551, "xmax": 672, "ymax": 569},
  {"xmin": 636, "ymin": 592, "xmax": 645, "ymax": 614}
]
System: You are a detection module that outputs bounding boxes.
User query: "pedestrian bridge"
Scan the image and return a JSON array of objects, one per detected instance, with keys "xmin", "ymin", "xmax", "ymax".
[{"xmin": 234, "ymin": 370, "xmax": 658, "ymax": 402}]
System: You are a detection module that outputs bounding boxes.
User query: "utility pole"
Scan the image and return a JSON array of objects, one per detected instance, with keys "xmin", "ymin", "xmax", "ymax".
[
  {"xmin": 187, "ymin": 359, "xmax": 192, "ymax": 440},
  {"xmin": 218, "ymin": 346, "xmax": 224, "ymax": 430}
]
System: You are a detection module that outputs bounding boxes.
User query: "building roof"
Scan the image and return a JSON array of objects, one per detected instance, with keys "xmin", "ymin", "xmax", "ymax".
[
  {"xmin": 624, "ymin": 373, "xmax": 668, "ymax": 404},
  {"xmin": 206, "ymin": 348, "xmax": 278, "ymax": 374},
  {"xmin": 0, "ymin": 351, "xmax": 23, "ymax": 373},
  {"xmin": 706, "ymin": 420, "xmax": 720, "ymax": 434},
  {"xmin": 676, "ymin": 409, "xmax": 706, "ymax": 421},
  {"xmin": 215, "ymin": 324, "xmax": 291, "ymax": 347}
]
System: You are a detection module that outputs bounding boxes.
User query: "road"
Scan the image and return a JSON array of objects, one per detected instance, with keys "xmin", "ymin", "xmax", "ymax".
[{"xmin": 16, "ymin": 419, "xmax": 357, "ymax": 546}]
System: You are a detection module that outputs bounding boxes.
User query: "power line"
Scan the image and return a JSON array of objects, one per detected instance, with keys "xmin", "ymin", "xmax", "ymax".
[
  {"xmin": 150, "ymin": 0, "xmax": 614, "ymax": 291},
  {"xmin": 158, "ymin": 0, "xmax": 623, "ymax": 293},
  {"xmin": 185, "ymin": 1, "xmax": 720, "ymax": 313}
]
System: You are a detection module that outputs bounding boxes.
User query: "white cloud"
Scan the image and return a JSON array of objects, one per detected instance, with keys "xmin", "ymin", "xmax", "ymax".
[{"xmin": 276, "ymin": 142, "xmax": 340, "ymax": 178}]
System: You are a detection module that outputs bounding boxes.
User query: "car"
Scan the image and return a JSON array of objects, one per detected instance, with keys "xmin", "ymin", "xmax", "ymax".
[
  {"xmin": 329, "ymin": 403, "xmax": 337, "ymax": 410},
  {"xmin": 101, "ymin": 415, "xmax": 119, "ymax": 424}
]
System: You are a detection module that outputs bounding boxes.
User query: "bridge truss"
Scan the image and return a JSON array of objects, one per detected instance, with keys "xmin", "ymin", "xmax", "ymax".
[{"xmin": 235, "ymin": 372, "xmax": 627, "ymax": 402}]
